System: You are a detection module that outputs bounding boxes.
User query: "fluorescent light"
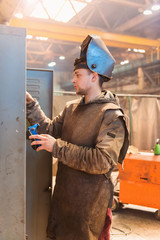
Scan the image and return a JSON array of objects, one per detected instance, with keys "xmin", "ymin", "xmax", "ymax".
[
  {"xmin": 133, "ymin": 48, "xmax": 145, "ymax": 53},
  {"xmin": 138, "ymin": 49, "xmax": 146, "ymax": 53},
  {"xmin": 151, "ymin": 4, "xmax": 160, "ymax": 11},
  {"xmin": 143, "ymin": 9, "xmax": 152, "ymax": 15},
  {"xmin": 27, "ymin": 35, "xmax": 33, "ymax": 39},
  {"xmin": 128, "ymin": 48, "xmax": 131, "ymax": 51},
  {"xmin": 48, "ymin": 62, "xmax": 56, "ymax": 67},
  {"xmin": 59, "ymin": 56, "xmax": 65, "ymax": 60},
  {"xmin": 120, "ymin": 60, "xmax": 129, "ymax": 65},
  {"xmin": 133, "ymin": 48, "xmax": 138, "ymax": 52},
  {"xmin": 14, "ymin": 13, "xmax": 23, "ymax": 19},
  {"xmin": 36, "ymin": 36, "xmax": 48, "ymax": 41}
]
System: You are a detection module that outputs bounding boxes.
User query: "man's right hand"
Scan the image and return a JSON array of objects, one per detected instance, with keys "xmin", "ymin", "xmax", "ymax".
[{"xmin": 26, "ymin": 91, "xmax": 34, "ymax": 104}]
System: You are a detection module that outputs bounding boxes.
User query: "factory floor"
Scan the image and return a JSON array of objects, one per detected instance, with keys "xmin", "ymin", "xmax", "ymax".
[{"xmin": 111, "ymin": 205, "xmax": 160, "ymax": 240}]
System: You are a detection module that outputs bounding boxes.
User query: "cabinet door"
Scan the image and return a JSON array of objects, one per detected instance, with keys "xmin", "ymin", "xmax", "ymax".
[
  {"xmin": 26, "ymin": 69, "xmax": 53, "ymax": 240},
  {"xmin": 0, "ymin": 25, "xmax": 26, "ymax": 240}
]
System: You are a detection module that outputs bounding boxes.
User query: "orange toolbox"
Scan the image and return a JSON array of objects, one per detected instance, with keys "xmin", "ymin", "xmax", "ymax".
[{"xmin": 116, "ymin": 152, "xmax": 160, "ymax": 219}]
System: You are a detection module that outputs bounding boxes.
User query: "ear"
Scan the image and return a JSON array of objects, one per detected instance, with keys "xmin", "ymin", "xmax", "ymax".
[{"xmin": 91, "ymin": 72, "xmax": 98, "ymax": 82}]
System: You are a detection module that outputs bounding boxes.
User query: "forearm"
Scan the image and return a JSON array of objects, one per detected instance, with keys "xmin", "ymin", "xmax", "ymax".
[
  {"xmin": 27, "ymin": 99, "xmax": 52, "ymax": 134},
  {"xmin": 27, "ymin": 99, "xmax": 63, "ymax": 138}
]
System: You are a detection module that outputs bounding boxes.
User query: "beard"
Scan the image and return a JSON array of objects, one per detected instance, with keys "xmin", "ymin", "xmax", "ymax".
[{"xmin": 76, "ymin": 87, "xmax": 87, "ymax": 96}]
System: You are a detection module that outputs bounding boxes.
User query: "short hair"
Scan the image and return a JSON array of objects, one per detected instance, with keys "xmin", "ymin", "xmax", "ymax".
[{"xmin": 98, "ymin": 75, "xmax": 104, "ymax": 88}]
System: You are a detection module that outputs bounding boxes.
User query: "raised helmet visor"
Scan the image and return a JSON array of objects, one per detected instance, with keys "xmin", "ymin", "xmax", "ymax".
[{"xmin": 80, "ymin": 35, "xmax": 116, "ymax": 81}]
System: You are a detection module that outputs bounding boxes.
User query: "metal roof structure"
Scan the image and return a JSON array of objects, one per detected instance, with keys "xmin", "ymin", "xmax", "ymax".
[{"xmin": 0, "ymin": 0, "xmax": 160, "ymax": 93}]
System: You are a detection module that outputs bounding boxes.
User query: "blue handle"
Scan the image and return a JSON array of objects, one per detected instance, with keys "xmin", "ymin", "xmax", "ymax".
[
  {"xmin": 28, "ymin": 123, "xmax": 39, "ymax": 135},
  {"xmin": 28, "ymin": 123, "xmax": 41, "ymax": 148}
]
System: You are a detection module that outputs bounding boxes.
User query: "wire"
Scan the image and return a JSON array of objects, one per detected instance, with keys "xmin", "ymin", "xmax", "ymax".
[
  {"xmin": 111, "ymin": 223, "xmax": 132, "ymax": 236},
  {"xmin": 110, "ymin": 224, "xmax": 147, "ymax": 240}
]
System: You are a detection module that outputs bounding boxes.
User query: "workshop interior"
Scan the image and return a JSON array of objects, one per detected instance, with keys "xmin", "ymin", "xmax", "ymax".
[{"xmin": 0, "ymin": 0, "xmax": 160, "ymax": 240}]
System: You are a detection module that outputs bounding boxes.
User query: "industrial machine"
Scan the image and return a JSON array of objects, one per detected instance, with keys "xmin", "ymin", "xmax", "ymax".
[{"xmin": 112, "ymin": 152, "xmax": 160, "ymax": 220}]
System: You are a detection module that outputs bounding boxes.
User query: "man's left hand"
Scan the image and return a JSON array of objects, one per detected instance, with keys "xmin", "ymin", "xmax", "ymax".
[{"xmin": 29, "ymin": 134, "xmax": 56, "ymax": 152}]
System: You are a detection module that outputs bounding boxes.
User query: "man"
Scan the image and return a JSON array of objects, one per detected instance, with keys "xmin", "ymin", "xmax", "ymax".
[{"xmin": 26, "ymin": 34, "xmax": 129, "ymax": 240}]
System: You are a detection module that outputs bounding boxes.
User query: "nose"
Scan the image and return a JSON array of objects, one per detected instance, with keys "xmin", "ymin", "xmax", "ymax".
[{"xmin": 72, "ymin": 76, "xmax": 76, "ymax": 83}]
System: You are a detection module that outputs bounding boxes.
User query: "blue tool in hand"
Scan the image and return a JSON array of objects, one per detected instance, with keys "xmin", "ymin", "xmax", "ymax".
[{"xmin": 28, "ymin": 123, "xmax": 41, "ymax": 150}]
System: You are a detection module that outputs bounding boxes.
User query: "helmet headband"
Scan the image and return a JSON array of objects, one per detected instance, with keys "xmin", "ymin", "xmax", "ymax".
[{"xmin": 74, "ymin": 57, "xmax": 89, "ymax": 71}]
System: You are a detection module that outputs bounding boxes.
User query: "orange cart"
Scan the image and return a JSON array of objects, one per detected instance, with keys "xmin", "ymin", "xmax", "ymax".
[{"xmin": 113, "ymin": 152, "xmax": 160, "ymax": 219}]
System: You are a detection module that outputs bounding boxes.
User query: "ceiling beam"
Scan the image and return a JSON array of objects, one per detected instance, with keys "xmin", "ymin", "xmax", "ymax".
[
  {"xmin": 10, "ymin": 17, "xmax": 160, "ymax": 50},
  {"xmin": 108, "ymin": 0, "xmax": 144, "ymax": 8},
  {"xmin": 115, "ymin": 11, "xmax": 160, "ymax": 32},
  {"xmin": 96, "ymin": 4, "xmax": 111, "ymax": 30},
  {"xmin": 27, "ymin": 60, "xmax": 45, "ymax": 64},
  {"xmin": 27, "ymin": 50, "xmax": 59, "ymax": 56}
]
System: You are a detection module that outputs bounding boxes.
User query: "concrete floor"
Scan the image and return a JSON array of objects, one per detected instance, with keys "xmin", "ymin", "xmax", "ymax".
[{"xmin": 111, "ymin": 205, "xmax": 160, "ymax": 240}]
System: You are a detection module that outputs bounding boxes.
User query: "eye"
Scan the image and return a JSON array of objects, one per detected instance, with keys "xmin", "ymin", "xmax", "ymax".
[
  {"xmin": 75, "ymin": 73, "xmax": 80, "ymax": 78},
  {"xmin": 74, "ymin": 71, "xmax": 81, "ymax": 78}
]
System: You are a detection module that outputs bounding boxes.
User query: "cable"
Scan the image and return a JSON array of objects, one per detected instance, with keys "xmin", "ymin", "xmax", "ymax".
[
  {"xmin": 111, "ymin": 223, "xmax": 132, "ymax": 236},
  {"xmin": 110, "ymin": 224, "xmax": 147, "ymax": 240}
]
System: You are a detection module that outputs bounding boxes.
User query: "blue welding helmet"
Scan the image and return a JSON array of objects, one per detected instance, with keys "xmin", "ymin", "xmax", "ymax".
[{"xmin": 79, "ymin": 35, "xmax": 115, "ymax": 81}]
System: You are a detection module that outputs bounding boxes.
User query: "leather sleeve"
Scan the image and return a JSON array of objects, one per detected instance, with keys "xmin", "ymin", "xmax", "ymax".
[
  {"xmin": 52, "ymin": 110, "xmax": 125, "ymax": 174},
  {"xmin": 27, "ymin": 99, "xmax": 65, "ymax": 139}
]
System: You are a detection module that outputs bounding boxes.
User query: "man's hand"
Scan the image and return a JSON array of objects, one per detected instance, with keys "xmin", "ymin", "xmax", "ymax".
[
  {"xmin": 29, "ymin": 134, "xmax": 56, "ymax": 152},
  {"xmin": 26, "ymin": 91, "xmax": 34, "ymax": 104}
]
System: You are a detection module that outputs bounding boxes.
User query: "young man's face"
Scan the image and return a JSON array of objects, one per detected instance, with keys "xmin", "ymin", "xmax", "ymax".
[{"xmin": 72, "ymin": 69, "xmax": 93, "ymax": 95}]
